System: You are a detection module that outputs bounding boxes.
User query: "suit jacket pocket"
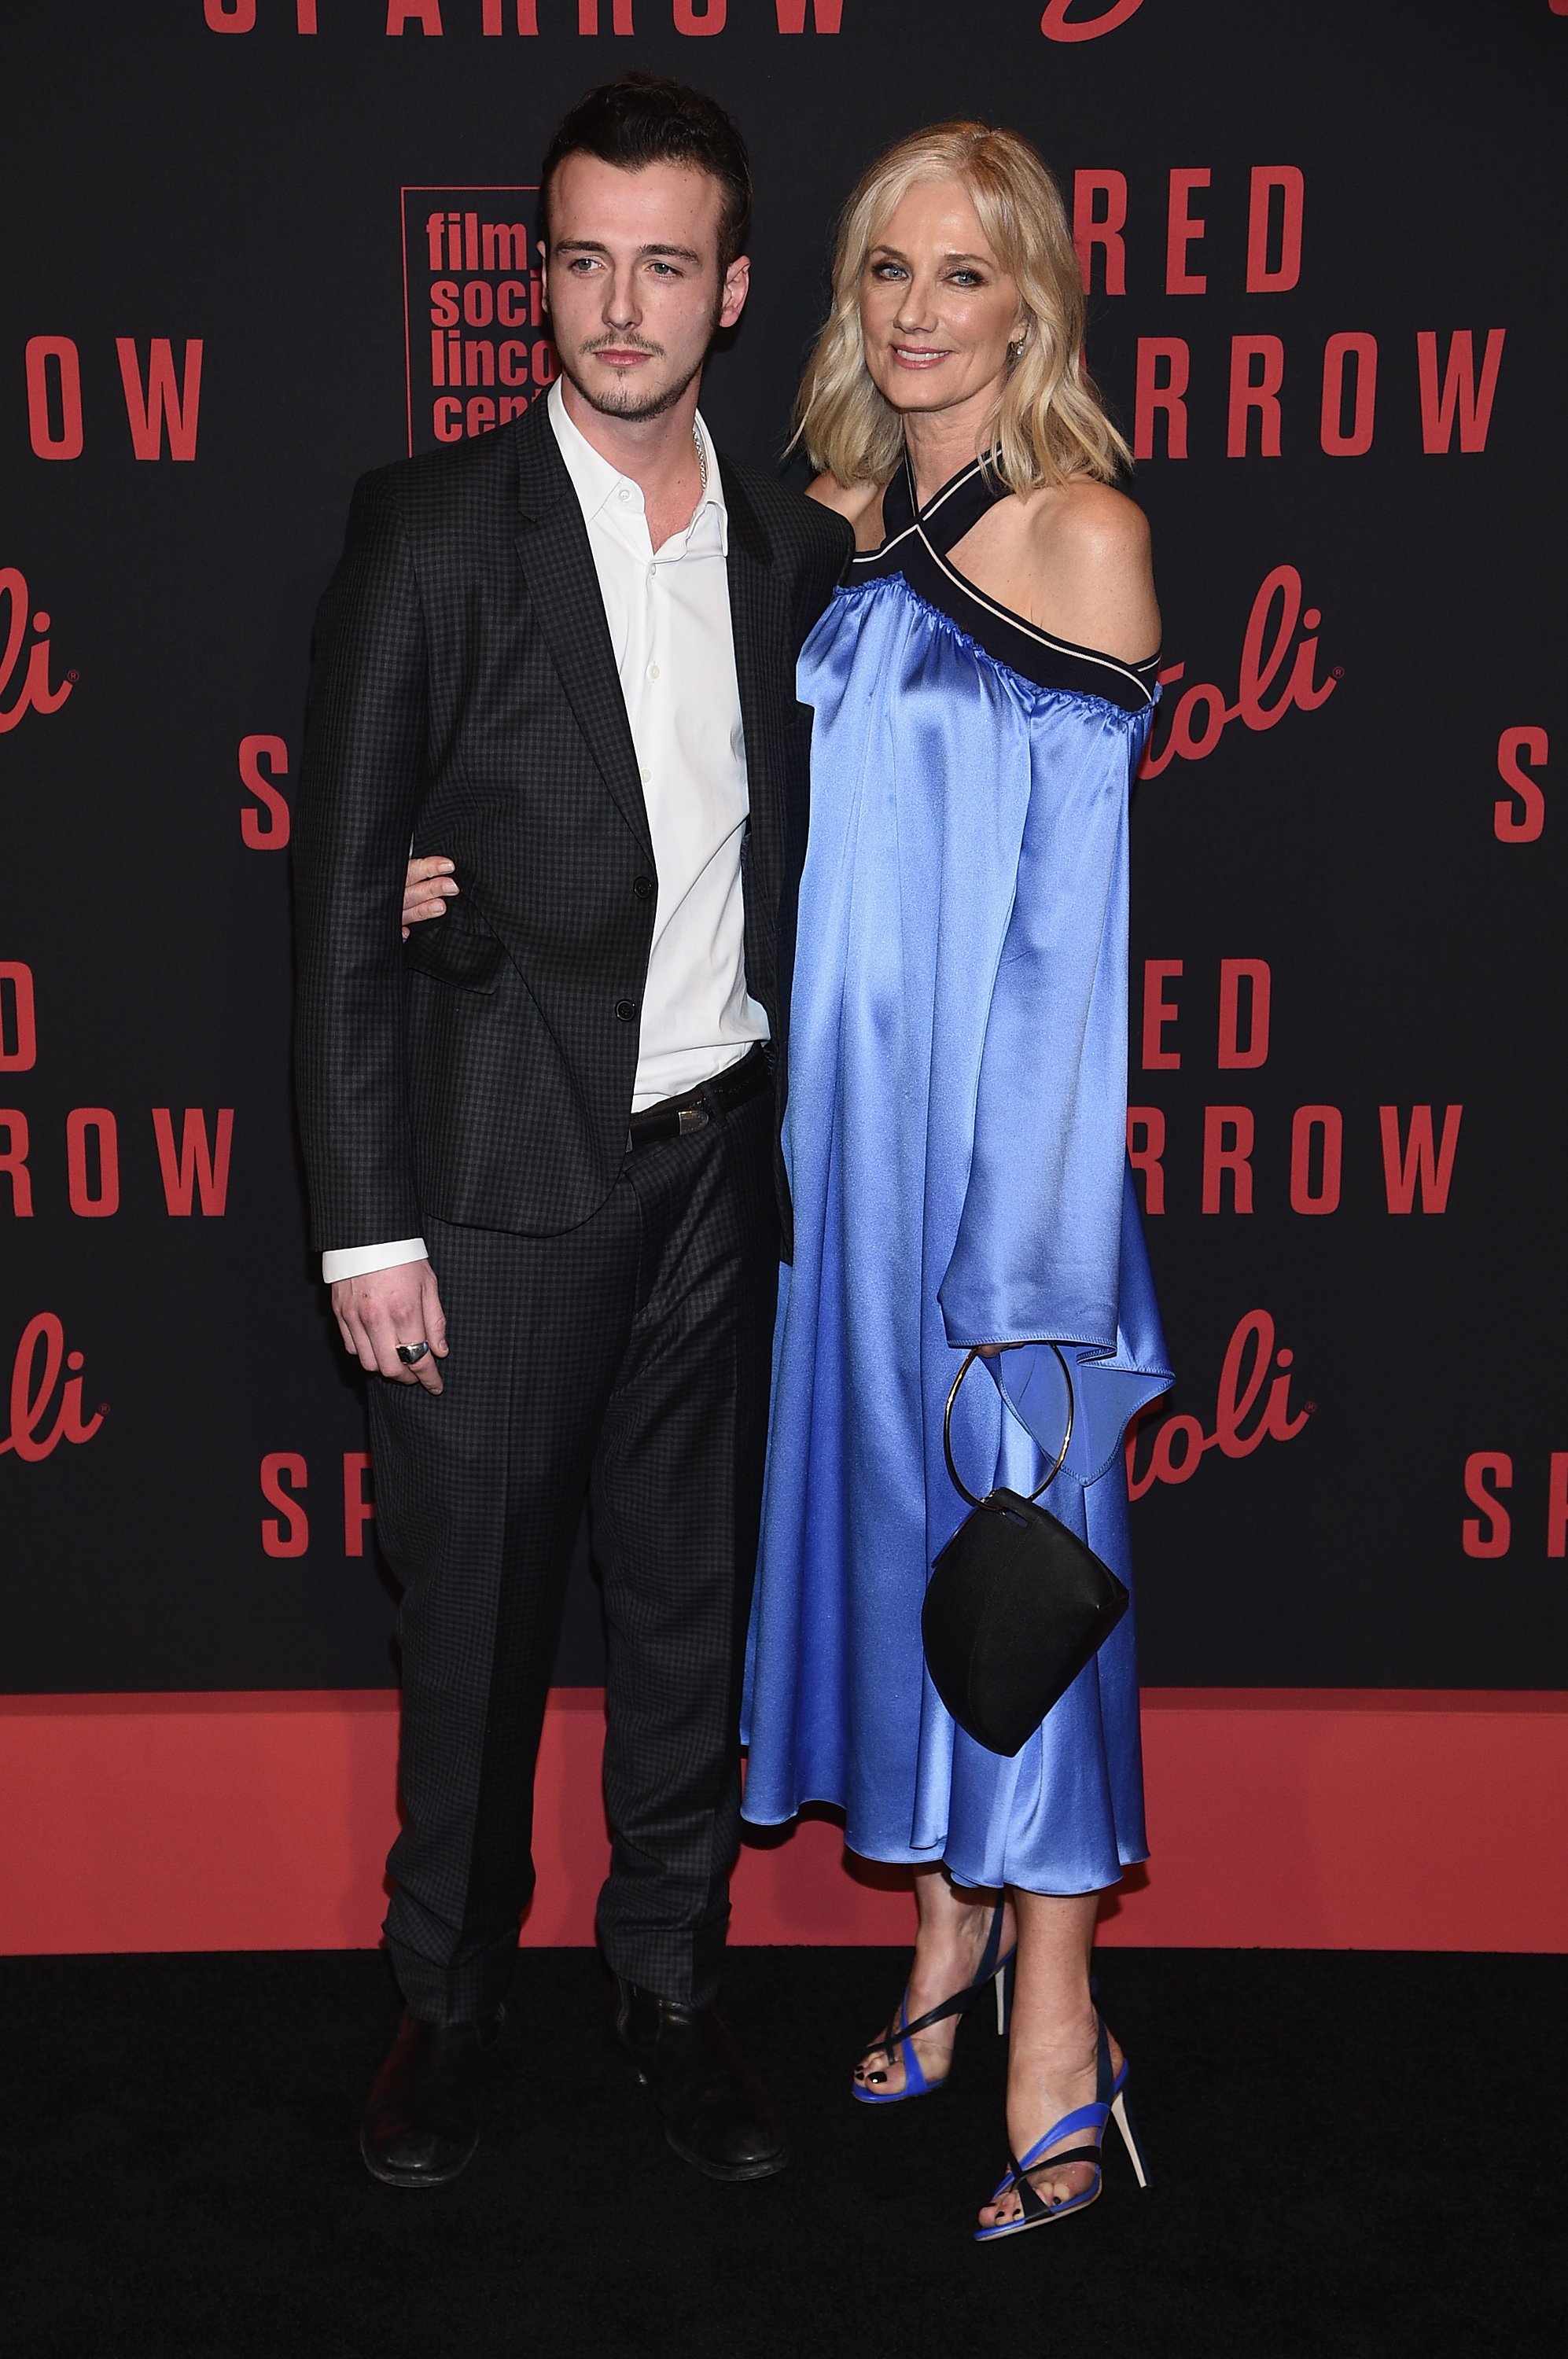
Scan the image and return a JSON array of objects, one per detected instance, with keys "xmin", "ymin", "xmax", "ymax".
[{"xmin": 402, "ymin": 899, "xmax": 510, "ymax": 995}]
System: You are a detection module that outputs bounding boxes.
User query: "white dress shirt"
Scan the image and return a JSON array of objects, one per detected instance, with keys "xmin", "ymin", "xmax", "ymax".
[{"xmin": 323, "ymin": 381, "xmax": 765, "ymax": 1284}]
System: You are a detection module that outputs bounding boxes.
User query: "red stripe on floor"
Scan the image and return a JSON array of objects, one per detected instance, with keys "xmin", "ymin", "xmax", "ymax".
[{"xmin": 2, "ymin": 1687, "xmax": 1563, "ymax": 1954}]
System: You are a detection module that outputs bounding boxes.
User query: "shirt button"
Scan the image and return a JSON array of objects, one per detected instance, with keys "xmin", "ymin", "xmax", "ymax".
[
  {"xmin": 617, "ymin": 487, "xmax": 632, "ymax": 503},
  {"xmin": 646, "ymin": 663, "xmax": 660, "ymax": 680},
  {"xmin": 615, "ymin": 999, "xmax": 639, "ymax": 1021},
  {"xmin": 648, "ymin": 564, "xmax": 658, "ymax": 580},
  {"xmin": 639, "ymin": 766, "xmax": 651, "ymax": 783},
  {"xmin": 632, "ymin": 875, "xmax": 653, "ymax": 900}
]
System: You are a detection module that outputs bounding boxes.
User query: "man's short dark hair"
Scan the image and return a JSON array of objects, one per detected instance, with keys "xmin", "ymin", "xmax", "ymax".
[{"xmin": 539, "ymin": 73, "xmax": 753, "ymax": 274}]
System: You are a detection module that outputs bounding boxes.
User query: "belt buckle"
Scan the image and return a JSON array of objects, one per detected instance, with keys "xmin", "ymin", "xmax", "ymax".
[{"xmin": 677, "ymin": 1105, "xmax": 709, "ymax": 1135}]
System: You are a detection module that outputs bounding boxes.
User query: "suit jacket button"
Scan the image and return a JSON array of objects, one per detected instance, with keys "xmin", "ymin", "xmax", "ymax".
[
  {"xmin": 615, "ymin": 999, "xmax": 638, "ymax": 1021},
  {"xmin": 632, "ymin": 875, "xmax": 654, "ymax": 900}
]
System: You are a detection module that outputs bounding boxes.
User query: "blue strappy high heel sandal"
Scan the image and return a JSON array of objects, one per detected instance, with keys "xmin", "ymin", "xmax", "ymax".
[
  {"xmin": 853, "ymin": 1897, "xmax": 1015, "ymax": 2105},
  {"xmin": 973, "ymin": 2013, "xmax": 1148, "ymax": 2241}
]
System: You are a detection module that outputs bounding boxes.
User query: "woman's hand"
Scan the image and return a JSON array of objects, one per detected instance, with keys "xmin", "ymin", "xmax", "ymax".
[{"xmin": 401, "ymin": 856, "xmax": 458, "ymax": 939}]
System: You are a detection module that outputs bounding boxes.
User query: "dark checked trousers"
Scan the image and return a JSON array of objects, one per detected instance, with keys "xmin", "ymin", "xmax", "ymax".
[{"xmin": 367, "ymin": 1088, "xmax": 778, "ymax": 2026}]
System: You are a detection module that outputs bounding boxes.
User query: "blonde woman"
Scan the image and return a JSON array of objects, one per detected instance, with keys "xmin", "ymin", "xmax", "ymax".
[{"xmin": 739, "ymin": 121, "xmax": 1172, "ymax": 2240}]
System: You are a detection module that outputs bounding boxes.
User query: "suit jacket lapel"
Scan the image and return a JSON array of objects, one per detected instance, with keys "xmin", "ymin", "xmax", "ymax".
[{"xmin": 512, "ymin": 404, "xmax": 652, "ymax": 860}]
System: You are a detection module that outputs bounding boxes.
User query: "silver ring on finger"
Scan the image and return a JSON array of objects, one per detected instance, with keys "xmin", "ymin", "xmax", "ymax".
[{"xmin": 395, "ymin": 1340, "xmax": 430, "ymax": 1367}]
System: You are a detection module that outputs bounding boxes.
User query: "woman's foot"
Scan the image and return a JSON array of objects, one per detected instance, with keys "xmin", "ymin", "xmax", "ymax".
[
  {"xmin": 976, "ymin": 2009, "xmax": 1123, "ymax": 2228},
  {"xmin": 854, "ymin": 1886, "xmax": 1015, "ymax": 2097}
]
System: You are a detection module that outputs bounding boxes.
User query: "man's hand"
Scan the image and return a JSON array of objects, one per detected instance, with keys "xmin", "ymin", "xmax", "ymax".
[
  {"xmin": 402, "ymin": 855, "xmax": 457, "ymax": 937},
  {"xmin": 331, "ymin": 1259, "xmax": 449, "ymax": 1393}
]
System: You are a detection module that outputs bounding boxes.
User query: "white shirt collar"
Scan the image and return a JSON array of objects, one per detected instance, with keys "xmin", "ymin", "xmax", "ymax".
[{"xmin": 547, "ymin": 377, "xmax": 727, "ymax": 552}]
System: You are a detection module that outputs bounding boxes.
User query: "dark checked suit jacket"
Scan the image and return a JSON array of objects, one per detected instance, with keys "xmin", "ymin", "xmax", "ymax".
[{"xmin": 294, "ymin": 394, "xmax": 852, "ymax": 1262}]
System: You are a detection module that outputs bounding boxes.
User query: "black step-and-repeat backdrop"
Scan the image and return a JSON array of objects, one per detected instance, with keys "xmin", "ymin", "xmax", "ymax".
[{"xmin": 4, "ymin": 1, "xmax": 1566, "ymax": 1694}]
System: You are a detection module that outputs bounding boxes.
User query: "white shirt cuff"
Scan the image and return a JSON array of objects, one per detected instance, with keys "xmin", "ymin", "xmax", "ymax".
[{"xmin": 322, "ymin": 1238, "xmax": 429, "ymax": 1283}]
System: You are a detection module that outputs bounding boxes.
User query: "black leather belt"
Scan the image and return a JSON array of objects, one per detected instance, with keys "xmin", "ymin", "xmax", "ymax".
[{"xmin": 627, "ymin": 1043, "xmax": 770, "ymax": 1150}]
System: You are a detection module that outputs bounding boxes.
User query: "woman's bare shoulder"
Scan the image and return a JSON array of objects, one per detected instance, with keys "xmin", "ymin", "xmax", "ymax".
[
  {"xmin": 1016, "ymin": 479, "xmax": 1159, "ymax": 661},
  {"xmin": 1026, "ymin": 478, "xmax": 1150, "ymax": 567},
  {"xmin": 808, "ymin": 472, "xmax": 886, "ymax": 551}
]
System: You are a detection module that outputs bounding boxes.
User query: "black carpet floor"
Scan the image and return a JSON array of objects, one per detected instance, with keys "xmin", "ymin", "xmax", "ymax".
[{"xmin": 4, "ymin": 1947, "xmax": 1562, "ymax": 2359}]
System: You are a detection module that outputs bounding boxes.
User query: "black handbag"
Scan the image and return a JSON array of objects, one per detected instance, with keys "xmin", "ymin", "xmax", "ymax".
[{"xmin": 921, "ymin": 1343, "xmax": 1129, "ymax": 1758}]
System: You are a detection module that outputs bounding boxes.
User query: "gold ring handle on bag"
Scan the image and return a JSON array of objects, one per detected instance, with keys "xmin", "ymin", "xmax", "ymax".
[{"xmin": 942, "ymin": 1342, "xmax": 1075, "ymax": 1511}]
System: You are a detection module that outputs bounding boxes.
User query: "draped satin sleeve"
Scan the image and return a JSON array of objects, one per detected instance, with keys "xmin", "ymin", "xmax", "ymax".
[{"xmin": 939, "ymin": 695, "xmax": 1142, "ymax": 1354}]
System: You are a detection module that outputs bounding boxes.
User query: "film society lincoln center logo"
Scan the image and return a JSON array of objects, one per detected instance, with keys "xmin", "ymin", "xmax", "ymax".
[{"xmin": 402, "ymin": 187, "xmax": 557, "ymax": 455}]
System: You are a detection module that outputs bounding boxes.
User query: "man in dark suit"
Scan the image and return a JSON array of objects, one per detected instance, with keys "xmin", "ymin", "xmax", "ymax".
[{"xmin": 294, "ymin": 75, "xmax": 849, "ymax": 2189}]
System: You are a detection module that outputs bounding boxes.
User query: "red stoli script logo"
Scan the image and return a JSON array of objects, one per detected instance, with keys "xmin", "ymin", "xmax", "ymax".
[
  {"xmin": 1140, "ymin": 565, "xmax": 1336, "ymax": 776},
  {"xmin": 1041, "ymin": 0, "xmax": 1147, "ymax": 39},
  {"xmin": 0, "ymin": 1313, "xmax": 105, "ymax": 1462},
  {"xmin": 1127, "ymin": 1308, "xmax": 1311, "ymax": 1496},
  {"xmin": 0, "ymin": 569, "xmax": 73, "ymax": 734}
]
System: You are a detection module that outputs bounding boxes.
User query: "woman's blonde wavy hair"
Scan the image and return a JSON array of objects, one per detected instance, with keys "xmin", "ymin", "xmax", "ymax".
[{"xmin": 794, "ymin": 121, "xmax": 1130, "ymax": 495}]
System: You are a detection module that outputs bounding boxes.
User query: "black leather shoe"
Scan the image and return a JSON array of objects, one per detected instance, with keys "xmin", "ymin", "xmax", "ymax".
[
  {"xmin": 360, "ymin": 2007, "xmax": 502, "ymax": 2188},
  {"xmin": 616, "ymin": 1980, "xmax": 789, "ymax": 2182}
]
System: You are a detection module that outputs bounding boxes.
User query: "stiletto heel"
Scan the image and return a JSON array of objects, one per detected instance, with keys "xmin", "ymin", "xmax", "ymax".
[
  {"xmin": 994, "ymin": 1950, "xmax": 1014, "ymax": 2037},
  {"xmin": 1110, "ymin": 2085, "xmax": 1148, "ymax": 2188},
  {"xmin": 853, "ymin": 1896, "xmax": 1015, "ymax": 2104},
  {"xmin": 974, "ymin": 2014, "xmax": 1147, "ymax": 2241}
]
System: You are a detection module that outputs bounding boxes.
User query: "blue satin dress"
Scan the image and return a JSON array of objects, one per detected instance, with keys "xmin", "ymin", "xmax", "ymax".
[{"xmin": 741, "ymin": 455, "xmax": 1173, "ymax": 1896}]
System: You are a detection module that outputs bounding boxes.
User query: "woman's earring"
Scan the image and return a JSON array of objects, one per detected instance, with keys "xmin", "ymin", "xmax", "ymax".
[{"xmin": 1008, "ymin": 333, "xmax": 1028, "ymax": 361}]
